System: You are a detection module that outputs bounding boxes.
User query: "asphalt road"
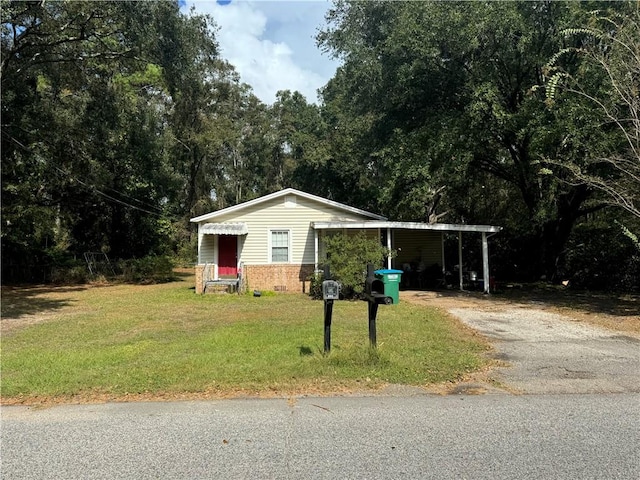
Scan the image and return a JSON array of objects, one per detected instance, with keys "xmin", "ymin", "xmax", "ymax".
[{"xmin": 2, "ymin": 393, "xmax": 639, "ymax": 479}]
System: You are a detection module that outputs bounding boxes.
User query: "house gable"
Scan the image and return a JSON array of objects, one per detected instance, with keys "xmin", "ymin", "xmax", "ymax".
[
  {"xmin": 193, "ymin": 189, "xmax": 385, "ymax": 266},
  {"xmin": 189, "ymin": 188, "xmax": 387, "ymax": 224}
]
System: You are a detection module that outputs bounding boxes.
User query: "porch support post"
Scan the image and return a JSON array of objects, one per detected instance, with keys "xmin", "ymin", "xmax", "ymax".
[
  {"xmin": 213, "ymin": 235, "xmax": 219, "ymax": 280},
  {"xmin": 458, "ymin": 231, "xmax": 463, "ymax": 291},
  {"xmin": 386, "ymin": 227, "xmax": 392, "ymax": 269},
  {"xmin": 441, "ymin": 233, "xmax": 446, "ymax": 275},
  {"xmin": 314, "ymin": 229, "xmax": 319, "ymax": 271},
  {"xmin": 482, "ymin": 232, "xmax": 490, "ymax": 294}
]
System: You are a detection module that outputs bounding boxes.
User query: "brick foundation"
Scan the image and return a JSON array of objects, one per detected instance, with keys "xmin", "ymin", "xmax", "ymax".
[
  {"xmin": 243, "ymin": 264, "xmax": 315, "ymax": 293},
  {"xmin": 195, "ymin": 264, "xmax": 205, "ymax": 294},
  {"xmin": 195, "ymin": 264, "xmax": 315, "ymax": 294}
]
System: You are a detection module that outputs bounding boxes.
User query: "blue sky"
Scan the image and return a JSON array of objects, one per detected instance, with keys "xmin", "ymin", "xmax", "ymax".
[{"xmin": 183, "ymin": 0, "xmax": 340, "ymax": 104}]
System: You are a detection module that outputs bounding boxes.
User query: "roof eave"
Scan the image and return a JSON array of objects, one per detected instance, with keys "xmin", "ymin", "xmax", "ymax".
[
  {"xmin": 312, "ymin": 221, "xmax": 502, "ymax": 233},
  {"xmin": 190, "ymin": 188, "xmax": 386, "ymax": 223}
]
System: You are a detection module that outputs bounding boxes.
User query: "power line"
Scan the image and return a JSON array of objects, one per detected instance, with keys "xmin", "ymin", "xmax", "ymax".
[
  {"xmin": 50, "ymin": 163, "xmax": 164, "ymax": 217},
  {"xmin": 48, "ymin": 162, "xmax": 166, "ymax": 215},
  {"xmin": 4, "ymin": 131, "xmax": 173, "ymax": 218}
]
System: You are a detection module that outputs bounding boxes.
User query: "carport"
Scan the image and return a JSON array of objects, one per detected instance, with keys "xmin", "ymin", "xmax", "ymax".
[{"xmin": 311, "ymin": 221, "xmax": 502, "ymax": 294}]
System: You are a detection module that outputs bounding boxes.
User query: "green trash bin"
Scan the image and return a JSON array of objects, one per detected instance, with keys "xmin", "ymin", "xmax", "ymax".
[{"xmin": 374, "ymin": 269, "xmax": 403, "ymax": 304}]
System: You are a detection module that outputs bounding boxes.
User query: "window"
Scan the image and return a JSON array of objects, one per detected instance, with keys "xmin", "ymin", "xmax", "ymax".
[{"xmin": 270, "ymin": 230, "xmax": 290, "ymax": 262}]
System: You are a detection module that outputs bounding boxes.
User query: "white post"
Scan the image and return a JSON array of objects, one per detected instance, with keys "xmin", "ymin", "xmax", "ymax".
[
  {"xmin": 482, "ymin": 232, "xmax": 490, "ymax": 294},
  {"xmin": 387, "ymin": 227, "xmax": 392, "ymax": 269},
  {"xmin": 458, "ymin": 231, "xmax": 463, "ymax": 291},
  {"xmin": 236, "ymin": 235, "xmax": 241, "ymax": 272},
  {"xmin": 314, "ymin": 229, "xmax": 319, "ymax": 271},
  {"xmin": 213, "ymin": 235, "xmax": 219, "ymax": 280},
  {"xmin": 441, "ymin": 233, "xmax": 446, "ymax": 274}
]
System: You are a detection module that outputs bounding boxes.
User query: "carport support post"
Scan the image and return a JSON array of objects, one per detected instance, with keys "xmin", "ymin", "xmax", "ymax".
[
  {"xmin": 386, "ymin": 227, "xmax": 392, "ymax": 269},
  {"xmin": 482, "ymin": 232, "xmax": 490, "ymax": 294},
  {"xmin": 458, "ymin": 231, "xmax": 464, "ymax": 291}
]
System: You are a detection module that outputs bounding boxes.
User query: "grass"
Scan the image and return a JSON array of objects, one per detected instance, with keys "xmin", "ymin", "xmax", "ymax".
[{"xmin": 1, "ymin": 273, "xmax": 491, "ymax": 404}]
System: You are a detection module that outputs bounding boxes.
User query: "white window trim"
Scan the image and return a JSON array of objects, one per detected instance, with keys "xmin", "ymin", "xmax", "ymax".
[{"xmin": 268, "ymin": 229, "xmax": 292, "ymax": 263}]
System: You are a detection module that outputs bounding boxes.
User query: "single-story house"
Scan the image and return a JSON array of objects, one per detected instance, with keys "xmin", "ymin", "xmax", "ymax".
[{"xmin": 190, "ymin": 188, "xmax": 501, "ymax": 294}]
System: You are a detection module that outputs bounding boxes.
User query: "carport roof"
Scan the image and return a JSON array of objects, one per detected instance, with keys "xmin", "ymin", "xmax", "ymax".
[{"xmin": 311, "ymin": 221, "xmax": 502, "ymax": 233}]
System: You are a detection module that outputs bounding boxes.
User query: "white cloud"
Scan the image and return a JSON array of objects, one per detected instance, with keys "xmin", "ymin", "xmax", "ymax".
[{"xmin": 185, "ymin": 1, "xmax": 338, "ymax": 105}]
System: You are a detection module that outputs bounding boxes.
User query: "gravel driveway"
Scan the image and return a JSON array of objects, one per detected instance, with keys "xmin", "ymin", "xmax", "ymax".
[{"xmin": 403, "ymin": 292, "xmax": 640, "ymax": 395}]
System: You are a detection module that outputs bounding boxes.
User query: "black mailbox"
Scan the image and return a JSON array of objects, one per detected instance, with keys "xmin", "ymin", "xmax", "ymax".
[{"xmin": 364, "ymin": 266, "xmax": 393, "ymax": 305}]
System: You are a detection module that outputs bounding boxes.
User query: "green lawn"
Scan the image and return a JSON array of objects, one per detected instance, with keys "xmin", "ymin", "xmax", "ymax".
[{"xmin": 1, "ymin": 274, "xmax": 490, "ymax": 403}]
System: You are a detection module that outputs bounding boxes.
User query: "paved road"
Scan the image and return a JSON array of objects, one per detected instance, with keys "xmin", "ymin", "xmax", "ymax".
[{"xmin": 2, "ymin": 394, "xmax": 639, "ymax": 479}]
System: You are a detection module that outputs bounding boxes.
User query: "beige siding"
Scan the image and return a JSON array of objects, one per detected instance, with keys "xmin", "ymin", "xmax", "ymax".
[
  {"xmin": 199, "ymin": 194, "xmax": 374, "ymax": 266},
  {"xmin": 199, "ymin": 232, "xmax": 216, "ymax": 264},
  {"xmin": 393, "ymin": 230, "xmax": 442, "ymax": 269}
]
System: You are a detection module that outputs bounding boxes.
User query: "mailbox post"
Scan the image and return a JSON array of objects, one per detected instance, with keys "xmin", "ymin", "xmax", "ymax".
[
  {"xmin": 363, "ymin": 264, "xmax": 402, "ymax": 348},
  {"xmin": 322, "ymin": 265, "xmax": 340, "ymax": 354},
  {"xmin": 368, "ymin": 298, "xmax": 378, "ymax": 347}
]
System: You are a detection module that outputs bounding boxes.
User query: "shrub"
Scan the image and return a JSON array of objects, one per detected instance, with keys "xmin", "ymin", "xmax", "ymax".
[
  {"xmin": 321, "ymin": 232, "xmax": 396, "ymax": 298},
  {"xmin": 119, "ymin": 255, "xmax": 175, "ymax": 284},
  {"xmin": 308, "ymin": 271, "xmax": 324, "ymax": 300},
  {"xmin": 50, "ymin": 264, "xmax": 89, "ymax": 284},
  {"xmin": 46, "ymin": 249, "xmax": 89, "ymax": 284},
  {"xmin": 563, "ymin": 220, "xmax": 640, "ymax": 292}
]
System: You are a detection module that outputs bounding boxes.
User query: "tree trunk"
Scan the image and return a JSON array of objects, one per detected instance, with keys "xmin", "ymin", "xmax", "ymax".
[{"xmin": 539, "ymin": 185, "xmax": 591, "ymax": 281}]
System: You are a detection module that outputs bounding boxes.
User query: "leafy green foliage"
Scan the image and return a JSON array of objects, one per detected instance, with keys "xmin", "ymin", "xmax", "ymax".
[
  {"xmin": 0, "ymin": 0, "xmax": 289, "ymax": 282},
  {"xmin": 1, "ymin": 0, "xmax": 638, "ymax": 293},
  {"xmin": 543, "ymin": 5, "xmax": 640, "ymax": 221},
  {"xmin": 118, "ymin": 256, "xmax": 176, "ymax": 284},
  {"xmin": 323, "ymin": 232, "xmax": 396, "ymax": 297},
  {"xmin": 316, "ymin": 0, "xmax": 638, "ymax": 282},
  {"xmin": 617, "ymin": 221, "xmax": 640, "ymax": 253},
  {"xmin": 563, "ymin": 218, "xmax": 640, "ymax": 292},
  {"xmin": 308, "ymin": 272, "xmax": 325, "ymax": 300}
]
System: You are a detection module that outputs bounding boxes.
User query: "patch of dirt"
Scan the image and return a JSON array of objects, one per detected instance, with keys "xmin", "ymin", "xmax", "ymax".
[{"xmin": 1, "ymin": 284, "xmax": 94, "ymax": 335}]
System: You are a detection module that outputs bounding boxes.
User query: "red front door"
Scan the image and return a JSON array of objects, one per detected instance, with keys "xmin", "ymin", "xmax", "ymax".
[{"xmin": 218, "ymin": 235, "xmax": 237, "ymax": 277}]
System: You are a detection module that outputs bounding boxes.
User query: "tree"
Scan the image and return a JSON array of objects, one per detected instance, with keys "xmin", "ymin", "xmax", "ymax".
[
  {"xmin": 269, "ymin": 90, "xmax": 330, "ymax": 196},
  {"xmin": 544, "ymin": 4, "xmax": 640, "ymax": 220},
  {"xmin": 1, "ymin": 1, "xmax": 232, "ymax": 279},
  {"xmin": 1, "ymin": 0, "xmax": 172, "ymax": 278},
  {"xmin": 317, "ymin": 0, "xmax": 627, "ymax": 280}
]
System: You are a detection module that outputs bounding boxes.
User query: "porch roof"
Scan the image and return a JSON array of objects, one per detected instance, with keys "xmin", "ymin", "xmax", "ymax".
[
  {"xmin": 200, "ymin": 222, "xmax": 248, "ymax": 235},
  {"xmin": 311, "ymin": 221, "xmax": 502, "ymax": 234}
]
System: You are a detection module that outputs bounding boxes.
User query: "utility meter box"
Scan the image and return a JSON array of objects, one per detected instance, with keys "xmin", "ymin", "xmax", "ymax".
[{"xmin": 322, "ymin": 280, "xmax": 341, "ymax": 300}]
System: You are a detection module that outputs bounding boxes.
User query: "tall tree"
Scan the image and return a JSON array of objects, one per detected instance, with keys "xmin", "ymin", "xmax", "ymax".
[
  {"xmin": 0, "ymin": 1, "xmax": 225, "ymax": 279},
  {"xmin": 544, "ymin": 4, "xmax": 640, "ymax": 220},
  {"xmin": 2, "ymin": 1, "xmax": 164, "ymax": 276},
  {"xmin": 269, "ymin": 90, "xmax": 330, "ymax": 196},
  {"xmin": 318, "ymin": 0, "xmax": 627, "ymax": 279}
]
